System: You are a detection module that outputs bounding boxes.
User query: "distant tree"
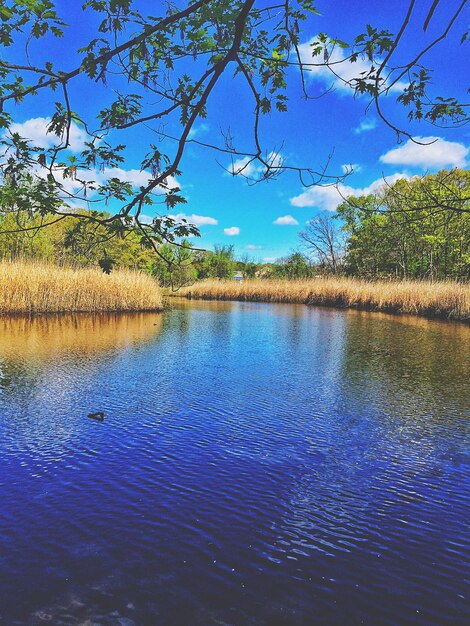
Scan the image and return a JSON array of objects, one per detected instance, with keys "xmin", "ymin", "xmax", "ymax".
[
  {"xmin": 336, "ymin": 169, "xmax": 470, "ymax": 279},
  {"xmin": 0, "ymin": 205, "xmax": 156, "ymax": 269},
  {"xmin": 0, "ymin": 210, "xmax": 57, "ymax": 261},
  {"xmin": 151, "ymin": 240, "xmax": 197, "ymax": 289},
  {"xmin": 237, "ymin": 255, "xmax": 258, "ymax": 278},
  {"xmin": 270, "ymin": 252, "xmax": 315, "ymax": 279},
  {"xmin": 337, "ymin": 196, "xmax": 396, "ymax": 277},
  {"xmin": 299, "ymin": 213, "xmax": 344, "ymax": 274},
  {"xmin": 195, "ymin": 244, "xmax": 236, "ymax": 279}
]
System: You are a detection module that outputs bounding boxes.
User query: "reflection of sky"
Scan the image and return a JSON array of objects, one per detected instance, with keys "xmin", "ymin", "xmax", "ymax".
[
  {"xmin": 339, "ymin": 311, "xmax": 470, "ymax": 420},
  {"xmin": 267, "ymin": 306, "xmax": 470, "ymax": 601},
  {"xmin": 0, "ymin": 312, "xmax": 164, "ymax": 472}
]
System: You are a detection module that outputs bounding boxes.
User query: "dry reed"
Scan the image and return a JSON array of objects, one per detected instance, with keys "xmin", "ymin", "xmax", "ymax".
[
  {"xmin": 175, "ymin": 278, "xmax": 470, "ymax": 321},
  {"xmin": 0, "ymin": 260, "xmax": 163, "ymax": 314}
]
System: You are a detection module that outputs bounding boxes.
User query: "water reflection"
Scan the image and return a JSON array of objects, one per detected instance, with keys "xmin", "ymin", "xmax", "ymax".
[
  {"xmin": 339, "ymin": 308, "xmax": 470, "ymax": 419},
  {"xmin": 0, "ymin": 312, "xmax": 163, "ymax": 362},
  {"xmin": 0, "ymin": 302, "xmax": 468, "ymax": 625}
]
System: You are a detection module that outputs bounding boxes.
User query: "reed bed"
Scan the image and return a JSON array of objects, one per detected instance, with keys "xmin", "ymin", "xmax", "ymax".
[
  {"xmin": 175, "ymin": 278, "xmax": 470, "ymax": 321},
  {"xmin": 0, "ymin": 260, "xmax": 163, "ymax": 314}
]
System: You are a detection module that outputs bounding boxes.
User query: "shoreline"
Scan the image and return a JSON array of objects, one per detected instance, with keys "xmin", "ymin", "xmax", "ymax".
[
  {"xmin": 170, "ymin": 278, "xmax": 470, "ymax": 323},
  {"xmin": 0, "ymin": 307, "xmax": 164, "ymax": 317}
]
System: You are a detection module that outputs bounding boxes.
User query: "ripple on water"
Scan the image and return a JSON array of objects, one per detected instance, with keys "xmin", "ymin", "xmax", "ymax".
[{"xmin": 0, "ymin": 303, "xmax": 469, "ymax": 625}]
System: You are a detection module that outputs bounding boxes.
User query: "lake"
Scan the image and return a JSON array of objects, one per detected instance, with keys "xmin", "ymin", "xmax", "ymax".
[{"xmin": 0, "ymin": 301, "xmax": 469, "ymax": 625}]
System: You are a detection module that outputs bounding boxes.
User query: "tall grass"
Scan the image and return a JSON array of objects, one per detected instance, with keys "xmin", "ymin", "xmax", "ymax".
[
  {"xmin": 175, "ymin": 278, "xmax": 470, "ymax": 321},
  {"xmin": 0, "ymin": 260, "xmax": 163, "ymax": 314}
]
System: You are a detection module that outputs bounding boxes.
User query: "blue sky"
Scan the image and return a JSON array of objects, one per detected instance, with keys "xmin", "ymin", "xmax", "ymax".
[{"xmin": 4, "ymin": 0, "xmax": 470, "ymax": 261}]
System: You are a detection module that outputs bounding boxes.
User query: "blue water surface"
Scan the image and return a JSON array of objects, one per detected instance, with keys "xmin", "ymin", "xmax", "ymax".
[{"xmin": 0, "ymin": 301, "xmax": 469, "ymax": 625}]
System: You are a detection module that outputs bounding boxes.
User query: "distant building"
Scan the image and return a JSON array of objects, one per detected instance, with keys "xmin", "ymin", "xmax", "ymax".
[{"xmin": 233, "ymin": 272, "xmax": 244, "ymax": 281}]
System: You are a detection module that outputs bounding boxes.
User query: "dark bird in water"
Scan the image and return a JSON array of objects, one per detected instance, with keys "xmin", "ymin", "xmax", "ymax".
[{"xmin": 87, "ymin": 411, "xmax": 105, "ymax": 422}]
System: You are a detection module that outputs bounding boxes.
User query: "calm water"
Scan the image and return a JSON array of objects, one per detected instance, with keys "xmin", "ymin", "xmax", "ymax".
[{"xmin": 0, "ymin": 301, "xmax": 469, "ymax": 625}]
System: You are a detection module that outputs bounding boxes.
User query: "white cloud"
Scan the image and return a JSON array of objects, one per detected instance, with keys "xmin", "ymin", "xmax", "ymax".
[
  {"xmin": 354, "ymin": 117, "xmax": 376, "ymax": 134},
  {"xmin": 4, "ymin": 118, "xmax": 182, "ymax": 194},
  {"xmin": 227, "ymin": 156, "xmax": 257, "ymax": 177},
  {"xmin": 188, "ymin": 123, "xmax": 210, "ymax": 139},
  {"xmin": 380, "ymin": 136, "xmax": 469, "ymax": 169},
  {"xmin": 139, "ymin": 212, "xmax": 217, "ymax": 231},
  {"xmin": 100, "ymin": 167, "xmax": 153, "ymax": 187},
  {"xmin": 9, "ymin": 117, "xmax": 88, "ymax": 152},
  {"xmin": 48, "ymin": 166, "xmax": 179, "ymax": 197},
  {"xmin": 298, "ymin": 38, "xmax": 407, "ymax": 95},
  {"xmin": 226, "ymin": 152, "xmax": 284, "ymax": 177},
  {"xmin": 98, "ymin": 168, "xmax": 180, "ymax": 191},
  {"xmin": 341, "ymin": 163, "xmax": 362, "ymax": 174},
  {"xmin": 292, "ymin": 137, "xmax": 469, "ymax": 213},
  {"xmin": 171, "ymin": 213, "xmax": 217, "ymax": 226},
  {"xmin": 224, "ymin": 226, "xmax": 240, "ymax": 236},
  {"xmin": 273, "ymin": 215, "xmax": 299, "ymax": 225},
  {"xmin": 290, "ymin": 172, "xmax": 410, "ymax": 211},
  {"xmin": 0, "ymin": 141, "xmax": 159, "ymax": 194},
  {"xmin": 263, "ymin": 257, "xmax": 277, "ymax": 263},
  {"xmin": 266, "ymin": 151, "xmax": 284, "ymax": 169},
  {"xmin": 245, "ymin": 244, "xmax": 263, "ymax": 250}
]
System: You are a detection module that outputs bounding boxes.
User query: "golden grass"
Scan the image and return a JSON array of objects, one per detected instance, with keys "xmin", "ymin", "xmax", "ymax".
[
  {"xmin": 0, "ymin": 260, "xmax": 163, "ymax": 314},
  {"xmin": 174, "ymin": 278, "xmax": 470, "ymax": 321}
]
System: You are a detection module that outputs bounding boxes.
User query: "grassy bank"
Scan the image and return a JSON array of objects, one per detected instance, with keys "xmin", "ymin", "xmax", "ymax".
[
  {"xmin": 0, "ymin": 260, "xmax": 163, "ymax": 314},
  {"xmin": 174, "ymin": 278, "xmax": 470, "ymax": 321}
]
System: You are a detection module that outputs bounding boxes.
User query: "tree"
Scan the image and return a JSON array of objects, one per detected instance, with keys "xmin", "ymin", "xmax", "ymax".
[
  {"xmin": 151, "ymin": 239, "xmax": 197, "ymax": 288},
  {"xmin": 299, "ymin": 213, "xmax": 344, "ymax": 274},
  {"xmin": 195, "ymin": 244, "xmax": 235, "ymax": 279},
  {"xmin": 0, "ymin": 206, "xmax": 156, "ymax": 269},
  {"xmin": 237, "ymin": 256, "xmax": 258, "ymax": 279},
  {"xmin": 336, "ymin": 194, "xmax": 397, "ymax": 277},
  {"xmin": 336, "ymin": 170, "xmax": 470, "ymax": 279},
  {"xmin": 270, "ymin": 251, "xmax": 315, "ymax": 279},
  {"xmin": 0, "ymin": 0, "xmax": 468, "ymax": 266}
]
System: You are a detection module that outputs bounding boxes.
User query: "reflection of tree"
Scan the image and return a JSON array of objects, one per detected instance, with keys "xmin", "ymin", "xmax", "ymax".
[
  {"xmin": 0, "ymin": 361, "xmax": 20, "ymax": 391},
  {"xmin": 339, "ymin": 311, "xmax": 470, "ymax": 420},
  {"xmin": 0, "ymin": 313, "xmax": 164, "ymax": 403}
]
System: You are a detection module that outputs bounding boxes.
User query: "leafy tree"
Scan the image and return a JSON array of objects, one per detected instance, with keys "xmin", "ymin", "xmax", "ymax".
[
  {"xmin": 336, "ymin": 169, "xmax": 470, "ymax": 279},
  {"xmin": 0, "ymin": 206, "xmax": 156, "ymax": 269},
  {"xmin": 0, "ymin": 210, "xmax": 57, "ymax": 260},
  {"xmin": 151, "ymin": 240, "xmax": 197, "ymax": 288},
  {"xmin": 269, "ymin": 251, "xmax": 315, "ymax": 279},
  {"xmin": 195, "ymin": 244, "xmax": 235, "ymax": 279},
  {"xmin": 237, "ymin": 256, "xmax": 259, "ymax": 279},
  {"xmin": 0, "ymin": 0, "xmax": 467, "ymax": 267}
]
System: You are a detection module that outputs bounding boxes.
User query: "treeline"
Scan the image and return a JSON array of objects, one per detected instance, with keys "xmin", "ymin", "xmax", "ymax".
[
  {"xmin": 0, "ymin": 210, "xmax": 258, "ymax": 283},
  {"xmin": 302, "ymin": 169, "xmax": 470, "ymax": 280},
  {"xmin": 1, "ymin": 169, "xmax": 468, "ymax": 284},
  {"xmin": 0, "ymin": 208, "xmax": 248, "ymax": 283},
  {"xmin": 0, "ymin": 211, "xmax": 156, "ymax": 271},
  {"xmin": 151, "ymin": 246, "xmax": 319, "ymax": 287}
]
